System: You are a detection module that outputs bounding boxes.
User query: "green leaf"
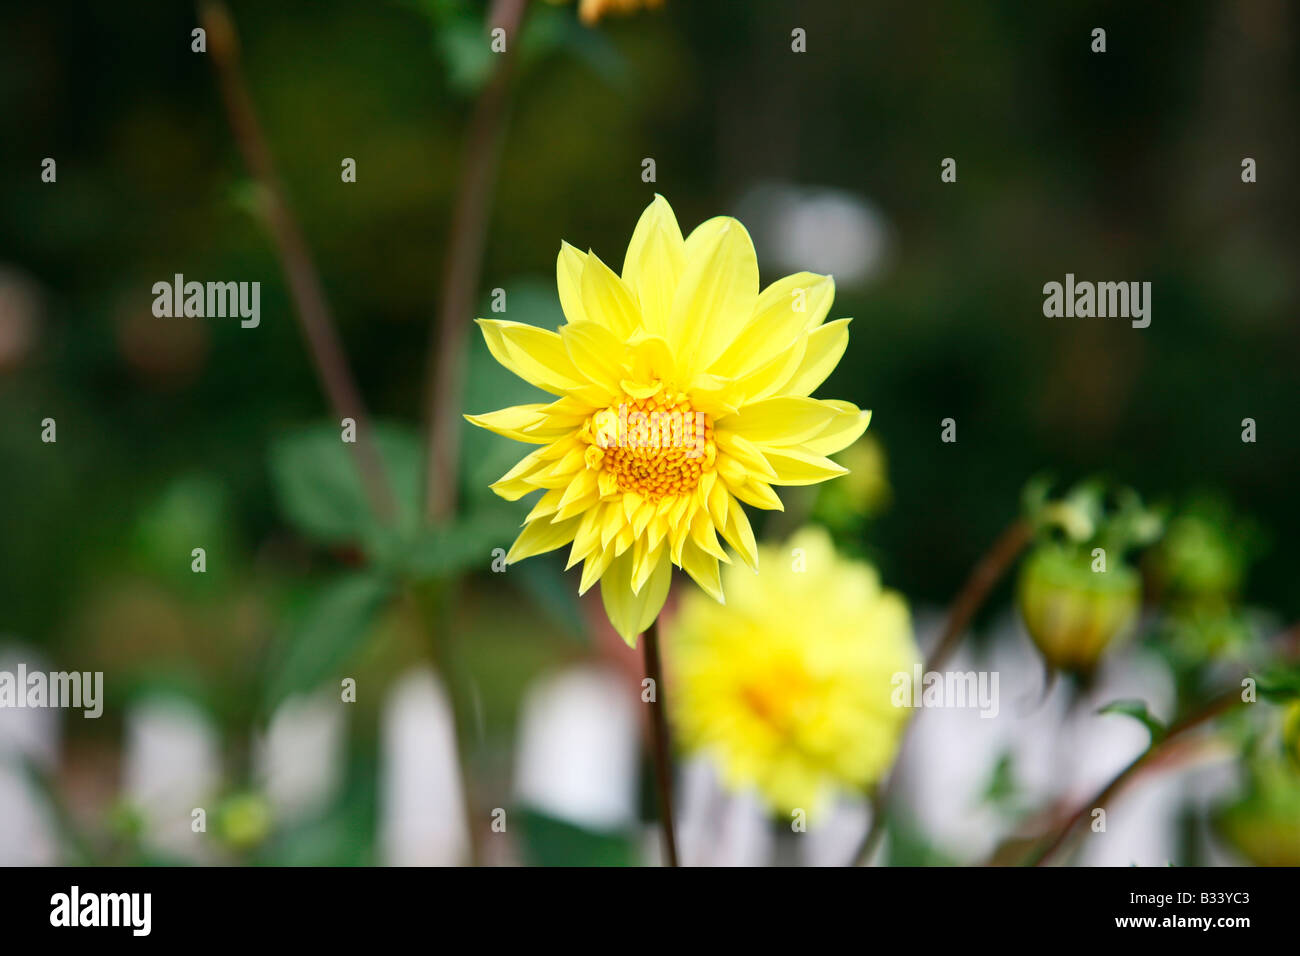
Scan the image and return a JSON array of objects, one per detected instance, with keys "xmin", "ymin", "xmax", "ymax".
[
  {"xmin": 130, "ymin": 474, "xmax": 234, "ymax": 591},
  {"xmin": 1252, "ymin": 664, "xmax": 1300, "ymax": 702},
  {"xmin": 404, "ymin": 508, "xmax": 522, "ymax": 580},
  {"xmin": 885, "ymin": 813, "xmax": 960, "ymax": 866},
  {"xmin": 268, "ymin": 423, "xmax": 422, "ymax": 548},
  {"xmin": 528, "ymin": 10, "xmax": 628, "ymax": 88},
  {"xmin": 514, "ymin": 807, "xmax": 637, "ymax": 867},
  {"xmin": 511, "ymin": 555, "xmax": 588, "ymax": 641},
  {"xmin": 265, "ymin": 573, "xmax": 393, "ymax": 709},
  {"xmin": 980, "ymin": 752, "xmax": 1019, "ymax": 808},
  {"xmin": 1098, "ymin": 699, "xmax": 1167, "ymax": 743},
  {"xmin": 437, "ymin": 19, "xmax": 495, "ymax": 95}
]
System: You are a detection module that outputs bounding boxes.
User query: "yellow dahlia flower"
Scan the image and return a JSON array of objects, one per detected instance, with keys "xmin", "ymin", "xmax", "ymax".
[
  {"xmin": 667, "ymin": 527, "xmax": 919, "ymax": 813},
  {"xmin": 466, "ymin": 196, "xmax": 870, "ymax": 645}
]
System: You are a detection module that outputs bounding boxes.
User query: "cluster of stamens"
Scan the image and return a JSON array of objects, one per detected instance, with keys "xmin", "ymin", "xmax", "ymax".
[{"xmin": 580, "ymin": 390, "xmax": 716, "ymax": 501}]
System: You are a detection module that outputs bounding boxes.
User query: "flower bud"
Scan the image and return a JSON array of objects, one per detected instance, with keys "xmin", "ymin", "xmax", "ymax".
[
  {"xmin": 1285, "ymin": 701, "xmax": 1300, "ymax": 771},
  {"xmin": 215, "ymin": 792, "xmax": 272, "ymax": 851},
  {"xmin": 1016, "ymin": 544, "xmax": 1140, "ymax": 672},
  {"xmin": 1148, "ymin": 509, "xmax": 1248, "ymax": 604},
  {"xmin": 1214, "ymin": 761, "xmax": 1300, "ymax": 866}
]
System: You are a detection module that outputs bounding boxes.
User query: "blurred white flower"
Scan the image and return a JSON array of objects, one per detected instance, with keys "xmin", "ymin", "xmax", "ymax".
[
  {"xmin": 735, "ymin": 183, "xmax": 891, "ymax": 287},
  {"xmin": 0, "ymin": 647, "xmax": 59, "ymax": 865},
  {"xmin": 379, "ymin": 668, "xmax": 468, "ymax": 866},
  {"xmin": 255, "ymin": 690, "xmax": 345, "ymax": 823},
  {"xmin": 676, "ymin": 757, "xmax": 773, "ymax": 867},
  {"xmin": 514, "ymin": 666, "xmax": 639, "ymax": 832},
  {"xmin": 800, "ymin": 794, "xmax": 871, "ymax": 867},
  {"xmin": 123, "ymin": 695, "xmax": 220, "ymax": 860}
]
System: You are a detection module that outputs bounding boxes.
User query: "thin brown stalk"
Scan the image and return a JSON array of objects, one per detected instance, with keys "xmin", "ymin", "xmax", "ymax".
[
  {"xmin": 853, "ymin": 518, "xmax": 1033, "ymax": 865},
  {"xmin": 643, "ymin": 618, "xmax": 681, "ymax": 866},
  {"xmin": 422, "ymin": 586, "xmax": 484, "ymax": 867},
  {"xmin": 1028, "ymin": 690, "xmax": 1241, "ymax": 866},
  {"xmin": 424, "ymin": 0, "xmax": 531, "ymax": 522},
  {"xmin": 1023, "ymin": 618, "xmax": 1297, "ymax": 866},
  {"xmin": 201, "ymin": 1, "xmax": 396, "ymax": 521}
]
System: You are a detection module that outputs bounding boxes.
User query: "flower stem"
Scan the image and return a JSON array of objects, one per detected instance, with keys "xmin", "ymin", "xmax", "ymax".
[
  {"xmin": 421, "ymin": 584, "xmax": 484, "ymax": 867},
  {"xmin": 643, "ymin": 618, "xmax": 680, "ymax": 866},
  {"xmin": 424, "ymin": 0, "xmax": 530, "ymax": 522},
  {"xmin": 1027, "ymin": 689, "xmax": 1242, "ymax": 866},
  {"xmin": 853, "ymin": 518, "xmax": 1033, "ymax": 865},
  {"xmin": 201, "ymin": 1, "xmax": 396, "ymax": 522}
]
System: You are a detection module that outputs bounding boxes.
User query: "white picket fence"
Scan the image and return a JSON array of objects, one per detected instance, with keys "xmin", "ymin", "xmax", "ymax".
[{"xmin": 0, "ymin": 616, "xmax": 1245, "ymax": 866}]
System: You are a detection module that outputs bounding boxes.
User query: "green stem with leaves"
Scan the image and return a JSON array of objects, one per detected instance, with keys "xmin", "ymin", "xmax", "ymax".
[
  {"xmin": 416, "ymin": 0, "xmax": 531, "ymax": 866},
  {"xmin": 201, "ymin": 0, "xmax": 396, "ymax": 522},
  {"xmin": 424, "ymin": 0, "xmax": 531, "ymax": 522}
]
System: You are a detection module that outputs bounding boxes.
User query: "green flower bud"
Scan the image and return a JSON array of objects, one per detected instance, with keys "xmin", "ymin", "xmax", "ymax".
[
  {"xmin": 1214, "ymin": 761, "xmax": 1300, "ymax": 866},
  {"xmin": 1016, "ymin": 543, "xmax": 1141, "ymax": 672},
  {"xmin": 1149, "ymin": 510, "xmax": 1247, "ymax": 603},
  {"xmin": 215, "ymin": 792, "xmax": 272, "ymax": 851},
  {"xmin": 1159, "ymin": 600, "xmax": 1257, "ymax": 664},
  {"xmin": 1285, "ymin": 702, "xmax": 1300, "ymax": 771},
  {"xmin": 814, "ymin": 435, "xmax": 892, "ymax": 535}
]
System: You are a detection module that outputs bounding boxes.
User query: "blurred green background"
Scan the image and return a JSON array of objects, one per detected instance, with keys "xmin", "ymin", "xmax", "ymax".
[{"xmin": 0, "ymin": 0, "xmax": 1296, "ymax": 864}]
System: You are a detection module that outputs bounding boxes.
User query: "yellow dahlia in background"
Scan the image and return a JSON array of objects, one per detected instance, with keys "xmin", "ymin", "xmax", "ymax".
[
  {"xmin": 466, "ymin": 196, "xmax": 870, "ymax": 645},
  {"xmin": 545, "ymin": 0, "xmax": 664, "ymax": 26},
  {"xmin": 667, "ymin": 527, "xmax": 919, "ymax": 813}
]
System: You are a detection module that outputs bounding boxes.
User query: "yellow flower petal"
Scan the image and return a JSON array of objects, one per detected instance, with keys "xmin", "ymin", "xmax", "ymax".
[
  {"xmin": 622, "ymin": 194, "xmax": 685, "ymax": 337},
  {"xmin": 762, "ymin": 447, "xmax": 849, "ymax": 486},
  {"xmin": 477, "ymin": 319, "xmax": 605, "ymax": 403},
  {"xmin": 556, "ymin": 241, "xmax": 589, "ymax": 325},
  {"xmin": 578, "ymin": 545, "xmax": 615, "ymax": 595},
  {"xmin": 730, "ymin": 478, "xmax": 784, "ymax": 511},
  {"xmin": 601, "ymin": 547, "xmax": 672, "ymax": 647},
  {"xmin": 668, "ymin": 217, "xmax": 759, "ymax": 378},
  {"xmin": 689, "ymin": 508, "xmax": 729, "ymax": 563},
  {"xmin": 711, "ymin": 272, "xmax": 834, "ymax": 380},
  {"xmin": 506, "ymin": 515, "xmax": 581, "ymax": 563},
  {"xmin": 784, "ymin": 317, "xmax": 851, "ymax": 397},
  {"xmin": 732, "ymin": 339, "xmax": 808, "ymax": 404},
  {"xmin": 720, "ymin": 495, "xmax": 759, "ymax": 571},
  {"xmin": 567, "ymin": 508, "xmax": 603, "ymax": 569},
  {"xmin": 631, "ymin": 536, "xmax": 667, "ymax": 593},
  {"xmin": 721, "ymin": 396, "xmax": 850, "ymax": 448},
  {"xmin": 561, "ymin": 321, "xmax": 626, "ymax": 397},
  {"xmin": 580, "ymin": 250, "xmax": 642, "ymax": 339},
  {"xmin": 712, "ymin": 431, "xmax": 778, "ymax": 482},
  {"xmin": 489, "ymin": 447, "xmax": 550, "ymax": 500},
  {"xmin": 463, "ymin": 404, "xmax": 555, "ymax": 443},
  {"xmin": 523, "ymin": 487, "xmax": 565, "ymax": 523},
  {"xmin": 804, "ymin": 405, "xmax": 872, "ymax": 456},
  {"xmin": 679, "ymin": 538, "xmax": 723, "ymax": 602}
]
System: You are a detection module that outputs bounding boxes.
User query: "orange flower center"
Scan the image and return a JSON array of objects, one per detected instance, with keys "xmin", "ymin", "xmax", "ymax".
[
  {"xmin": 739, "ymin": 661, "xmax": 814, "ymax": 731},
  {"xmin": 581, "ymin": 391, "xmax": 716, "ymax": 501}
]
